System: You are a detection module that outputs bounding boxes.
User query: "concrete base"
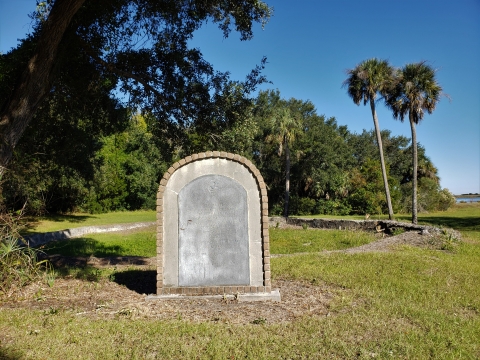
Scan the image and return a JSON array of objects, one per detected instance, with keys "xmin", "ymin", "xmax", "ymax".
[{"xmin": 146, "ymin": 289, "xmax": 281, "ymax": 302}]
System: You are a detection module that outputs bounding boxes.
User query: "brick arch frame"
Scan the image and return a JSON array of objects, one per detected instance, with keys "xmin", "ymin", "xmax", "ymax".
[{"xmin": 156, "ymin": 151, "xmax": 271, "ymax": 296}]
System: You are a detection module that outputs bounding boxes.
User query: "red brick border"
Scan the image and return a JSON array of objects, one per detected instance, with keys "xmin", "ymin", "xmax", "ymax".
[{"xmin": 156, "ymin": 152, "xmax": 271, "ymax": 295}]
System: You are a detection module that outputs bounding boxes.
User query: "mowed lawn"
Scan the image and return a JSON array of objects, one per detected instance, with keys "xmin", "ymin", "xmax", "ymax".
[
  {"xmin": 23, "ymin": 210, "xmax": 156, "ymax": 234},
  {"xmin": 1, "ymin": 203, "xmax": 479, "ymax": 359}
]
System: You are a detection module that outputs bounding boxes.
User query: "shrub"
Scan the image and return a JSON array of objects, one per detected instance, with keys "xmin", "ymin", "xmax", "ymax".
[
  {"xmin": 437, "ymin": 188, "xmax": 456, "ymax": 211},
  {"xmin": 399, "ymin": 179, "xmax": 456, "ymax": 213},
  {"xmin": 314, "ymin": 198, "xmax": 352, "ymax": 216},
  {"xmin": 290, "ymin": 196, "xmax": 316, "ymax": 215},
  {"xmin": 269, "ymin": 203, "xmax": 284, "ymax": 216},
  {"xmin": 0, "ymin": 211, "xmax": 53, "ymax": 297}
]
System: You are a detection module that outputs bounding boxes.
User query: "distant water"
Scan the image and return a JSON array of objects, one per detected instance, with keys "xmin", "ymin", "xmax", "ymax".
[{"xmin": 456, "ymin": 197, "xmax": 480, "ymax": 203}]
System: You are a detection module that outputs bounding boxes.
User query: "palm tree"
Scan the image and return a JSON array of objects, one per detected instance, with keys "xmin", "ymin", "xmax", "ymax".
[
  {"xmin": 343, "ymin": 58, "xmax": 395, "ymax": 219},
  {"xmin": 385, "ymin": 62, "xmax": 443, "ymax": 224},
  {"xmin": 266, "ymin": 105, "xmax": 302, "ymax": 218}
]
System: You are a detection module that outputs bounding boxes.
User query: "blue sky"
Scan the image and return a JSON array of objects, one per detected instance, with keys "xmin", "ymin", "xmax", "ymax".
[{"xmin": 1, "ymin": 0, "xmax": 479, "ymax": 195}]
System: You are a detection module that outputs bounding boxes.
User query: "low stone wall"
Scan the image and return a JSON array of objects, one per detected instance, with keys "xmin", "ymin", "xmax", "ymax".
[
  {"xmin": 269, "ymin": 217, "xmax": 452, "ymax": 237},
  {"xmin": 23, "ymin": 217, "xmax": 459, "ymax": 249}
]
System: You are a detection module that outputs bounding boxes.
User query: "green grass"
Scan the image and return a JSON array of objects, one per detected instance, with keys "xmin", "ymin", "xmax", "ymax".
[
  {"xmin": 294, "ymin": 213, "xmax": 386, "ymax": 220},
  {"xmin": 1, "ymin": 203, "xmax": 479, "ymax": 359},
  {"xmin": 299, "ymin": 203, "xmax": 480, "ymax": 231},
  {"xmin": 2, "ymin": 237, "xmax": 479, "ymax": 358},
  {"xmin": 417, "ymin": 203, "xmax": 480, "ymax": 233},
  {"xmin": 40, "ymin": 227, "xmax": 157, "ymax": 258},
  {"xmin": 40, "ymin": 227, "xmax": 377, "ymax": 258},
  {"xmin": 270, "ymin": 241, "xmax": 480, "ymax": 358},
  {"xmin": 270, "ymin": 228, "xmax": 376, "ymax": 254},
  {"xmin": 24, "ymin": 203, "xmax": 478, "ymax": 235},
  {"xmin": 22, "ymin": 210, "xmax": 155, "ymax": 234},
  {"xmin": 36, "ymin": 203, "xmax": 479, "ymax": 259}
]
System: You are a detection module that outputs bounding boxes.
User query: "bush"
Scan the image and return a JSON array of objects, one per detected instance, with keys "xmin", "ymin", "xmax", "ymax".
[
  {"xmin": 290, "ymin": 196, "xmax": 316, "ymax": 215},
  {"xmin": 437, "ymin": 188, "xmax": 456, "ymax": 211},
  {"xmin": 269, "ymin": 203, "xmax": 284, "ymax": 216},
  {"xmin": 0, "ymin": 211, "xmax": 53, "ymax": 297},
  {"xmin": 315, "ymin": 199, "xmax": 352, "ymax": 216},
  {"xmin": 399, "ymin": 179, "xmax": 456, "ymax": 213},
  {"xmin": 83, "ymin": 118, "xmax": 167, "ymax": 213}
]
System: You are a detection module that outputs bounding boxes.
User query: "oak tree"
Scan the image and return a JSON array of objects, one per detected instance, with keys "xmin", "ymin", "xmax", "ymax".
[{"xmin": 0, "ymin": 0, "xmax": 271, "ymax": 176}]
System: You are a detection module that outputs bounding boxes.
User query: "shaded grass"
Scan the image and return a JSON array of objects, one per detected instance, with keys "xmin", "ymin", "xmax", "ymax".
[
  {"xmin": 113, "ymin": 269, "xmax": 157, "ymax": 294},
  {"xmin": 40, "ymin": 228, "xmax": 156, "ymax": 258}
]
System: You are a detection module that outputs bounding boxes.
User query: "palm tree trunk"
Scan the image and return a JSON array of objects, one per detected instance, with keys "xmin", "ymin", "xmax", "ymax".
[
  {"xmin": 0, "ymin": 0, "xmax": 85, "ymax": 178},
  {"xmin": 409, "ymin": 113, "xmax": 418, "ymax": 224},
  {"xmin": 284, "ymin": 136, "xmax": 290, "ymax": 218},
  {"xmin": 369, "ymin": 98, "xmax": 394, "ymax": 219}
]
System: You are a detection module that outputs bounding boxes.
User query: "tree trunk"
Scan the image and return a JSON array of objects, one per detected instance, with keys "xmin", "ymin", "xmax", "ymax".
[
  {"xmin": 284, "ymin": 136, "xmax": 290, "ymax": 218},
  {"xmin": 0, "ymin": 0, "xmax": 86, "ymax": 178},
  {"xmin": 409, "ymin": 113, "xmax": 418, "ymax": 224},
  {"xmin": 369, "ymin": 98, "xmax": 394, "ymax": 220}
]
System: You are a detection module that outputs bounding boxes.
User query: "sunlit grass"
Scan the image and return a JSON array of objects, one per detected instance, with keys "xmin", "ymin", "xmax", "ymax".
[
  {"xmin": 270, "ymin": 228, "xmax": 376, "ymax": 254},
  {"xmin": 23, "ymin": 210, "xmax": 156, "ymax": 234},
  {"xmin": 296, "ymin": 202, "xmax": 479, "ymax": 221},
  {"xmin": 2, "ymin": 238, "xmax": 479, "ymax": 359},
  {"xmin": 25, "ymin": 203, "xmax": 478, "ymax": 235},
  {"xmin": 271, "ymin": 239, "xmax": 480, "ymax": 358},
  {"xmin": 417, "ymin": 203, "xmax": 480, "ymax": 233}
]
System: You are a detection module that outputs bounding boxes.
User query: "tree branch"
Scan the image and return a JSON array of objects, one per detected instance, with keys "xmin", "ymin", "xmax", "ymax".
[
  {"xmin": 77, "ymin": 36, "xmax": 164, "ymax": 99},
  {"xmin": 0, "ymin": 0, "xmax": 86, "ymax": 175}
]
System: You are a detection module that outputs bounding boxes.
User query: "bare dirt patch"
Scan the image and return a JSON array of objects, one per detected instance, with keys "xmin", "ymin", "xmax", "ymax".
[
  {"xmin": 0, "ymin": 277, "xmax": 334, "ymax": 324},
  {"xmin": 343, "ymin": 229, "xmax": 449, "ymax": 253}
]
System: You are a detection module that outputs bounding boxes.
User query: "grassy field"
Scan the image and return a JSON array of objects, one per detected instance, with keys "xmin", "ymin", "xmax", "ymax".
[
  {"xmin": 270, "ymin": 228, "xmax": 376, "ymax": 254},
  {"xmin": 40, "ymin": 226, "xmax": 157, "ymax": 258},
  {"xmin": 22, "ymin": 210, "xmax": 156, "ymax": 234},
  {"xmin": 39, "ymin": 226, "xmax": 378, "ymax": 258},
  {"xmin": 1, "ymin": 203, "xmax": 479, "ymax": 359}
]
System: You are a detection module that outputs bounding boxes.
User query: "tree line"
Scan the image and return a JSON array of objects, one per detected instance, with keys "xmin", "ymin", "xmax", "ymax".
[{"xmin": 0, "ymin": 87, "xmax": 455, "ymax": 217}]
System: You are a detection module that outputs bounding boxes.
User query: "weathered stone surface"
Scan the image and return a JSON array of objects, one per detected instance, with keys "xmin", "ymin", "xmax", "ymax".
[
  {"xmin": 162, "ymin": 157, "xmax": 265, "ymax": 288},
  {"xmin": 178, "ymin": 175, "xmax": 249, "ymax": 286}
]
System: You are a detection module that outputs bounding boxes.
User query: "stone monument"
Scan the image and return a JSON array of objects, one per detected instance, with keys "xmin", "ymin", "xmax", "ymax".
[{"xmin": 146, "ymin": 151, "xmax": 280, "ymax": 301}]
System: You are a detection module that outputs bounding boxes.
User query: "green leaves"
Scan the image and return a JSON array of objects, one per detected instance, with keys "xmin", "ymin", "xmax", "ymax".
[
  {"xmin": 385, "ymin": 62, "xmax": 443, "ymax": 124},
  {"xmin": 343, "ymin": 58, "xmax": 395, "ymax": 106},
  {"xmin": 86, "ymin": 114, "xmax": 167, "ymax": 213},
  {"xmin": 35, "ymin": 1, "xmax": 53, "ymax": 22},
  {"xmin": 0, "ymin": 212, "xmax": 53, "ymax": 296}
]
